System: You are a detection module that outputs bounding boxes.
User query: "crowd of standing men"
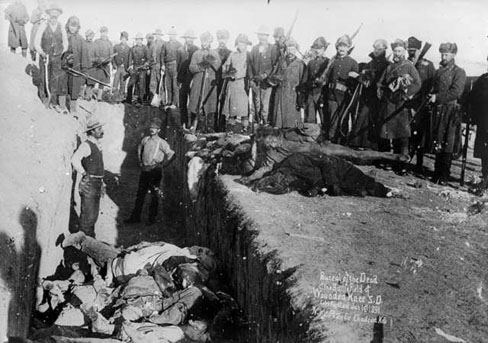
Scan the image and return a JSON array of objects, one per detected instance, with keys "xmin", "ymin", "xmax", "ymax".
[{"xmin": 5, "ymin": 1, "xmax": 488, "ymax": 189}]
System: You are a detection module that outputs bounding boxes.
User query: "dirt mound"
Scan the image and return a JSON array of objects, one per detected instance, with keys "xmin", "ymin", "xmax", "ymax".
[{"xmin": 0, "ymin": 52, "xmax": 78, "ymax": 338}]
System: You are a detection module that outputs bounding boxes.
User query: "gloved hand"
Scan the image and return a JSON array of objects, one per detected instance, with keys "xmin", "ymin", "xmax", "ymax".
[{"xmin": 198, "ymin": 60, "xmax": 212, "ymax": 69}]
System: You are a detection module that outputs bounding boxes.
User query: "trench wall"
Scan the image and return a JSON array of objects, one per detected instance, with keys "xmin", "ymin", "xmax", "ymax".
[
  {"xmin": 0, "ymin": 53, "xmax": 78, "ymax": 339},
  {"xmin": 163, "ymin": 127, "xmax": 310, "ymax": 343}
]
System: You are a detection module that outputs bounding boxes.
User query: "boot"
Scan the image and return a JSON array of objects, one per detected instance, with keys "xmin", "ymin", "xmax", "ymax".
[{"xmin": 55, "ymin": 95, "xmax": 69, "ymax": 115}]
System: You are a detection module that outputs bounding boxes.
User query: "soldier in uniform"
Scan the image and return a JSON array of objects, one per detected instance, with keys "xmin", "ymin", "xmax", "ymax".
[
  {"xmin": 407, "ymin": 36, "xmax": 436, "ymax": 174},
  {"xmin": 161, "ymin": 27, "xmax": 182, "ymax": 108},
  {"xmin": 272, "ymin": 38, "xmax": 307, "ymax": 129},
  {"xmin": 149, "ymin": 28, "xmax": 165, "ymax": 103},
  {"xmin": 188, "ymin": 32, "xmax": 222, "ymax": 133},
  {"xmin": 112, "ymin": 31, "xmax": 131, "ymax": 102},
  {"xmin": 177, "ymin": 29, "xmax": 198, "ymax": 128},
  {"xmin": 64, "ymin": 16, "xmax": 90, "ymax": 116},
  {"xmin": 94, "ymin": 26, "xmax": 113, "ymax": 101},
  {"xmin": 377, "ymin": 39, "xmax": 421, "ymax": 174},
  {"xmin": 216, "ymin": 28, "xmax": 232, "ymax": 127},
  {"xmin": 4, "ymin": 0, "xmax": 29, "ymax": 57},
  {"xmin": 248, "ymin": 25, "xmax": 278, "ymax": 126},
  {"xmin": 468, "ymin": 56, "xmax": 488, "ymax": 192},
  {"xmin": 84, "ymin": 29, "xmax": 97, "ymax": 101},
  {"xmin": 221, "ymin": 33, "xmax": 252, "ymax": 133},
  {"xmin": 349, "ymin": 39, "xmax": 389, "ymax": 149},
  {"xmin": 127, "ymin": 32, "xmax": 149, "ymax": 105},
  {"xmin": 34, "ymin": 3, "xmax": 68, "ymax": 110},
  {"xmin": 429, "ymin": 42, "xmax": 466, "ymax": 185},
  {"xmin": 301, "ymin": 36, "xmax": 329, "ymax": 125},
  {"xmin": 325, "ymin": 35, "xmax": 359, "ymax": 143}
]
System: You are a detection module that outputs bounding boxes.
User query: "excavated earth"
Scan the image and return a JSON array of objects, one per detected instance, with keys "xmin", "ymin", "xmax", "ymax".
[{"xmin": 0, "ymin": 50, "xmax": 487, "ymax": 343}]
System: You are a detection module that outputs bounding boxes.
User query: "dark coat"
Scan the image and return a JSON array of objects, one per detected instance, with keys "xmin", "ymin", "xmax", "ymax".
[
  {"xmin": 377, "ymin": 58, "xmax": 421, "ymax": 139},
  {"xmin": 66, "ymin": 32, "xmax": 90, "ymax": 99},
  {"xmin": 5, "ymin": 1, "xmax": 29, "ymax": 49},
  {"xmin": 468, "ymin": 73, "xmax": 488, "ymax": 158},
  {"xmin": 326, "ymin": 54, "xmax": 359, "ymax": 103},
  {"xmin": 176, "ymin": 43, "xmax": 198, "ymax": 84},
  {"xmin": 430, "ymin": 59, "xmax": 466, "ymax": 154},
  {"xmin": 272, "ymin": 56, "xmax": 307, "ymax": 128},
  {"xmin": 248, "ymin": 43, "xmax": 279, "ymax": 88},
  {"xmin": 349, "ymin": 52, "xmax": 389, "ymax": 147},
  {"xmin": 113, "ymin": 42, "xmax": 131, "ymax": 70},
  {"xmin": 188, "ymin": 48, "xmax": 222, "ymax": 114},
  {"xmin": 94, "ymin": 37, "xmax": 113, "ymax": 83}
]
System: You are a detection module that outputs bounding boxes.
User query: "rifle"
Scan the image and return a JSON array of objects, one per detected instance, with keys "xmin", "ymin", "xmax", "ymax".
[
  {"xmin": 123, "ymin": 62, "xmax": 157, "ymax": 82},
  {"xmin": 265, "ymin": 10, "xmax": 299, "ymax": 87},
  {"xmin": 460, "ymin": 79, "xmax": 474, "ymax": 186},
  {"xmin": 196, "ymin": 67, "xmax": 209, "ymax": 133},
  {"xmin": 66, "ymin": 67, "xmax": 112, "ymax": 88},
  {"xmin": 412, "ymin": 42, "xmax": 432, "ymax": 66},
  {"xmin": 91, "ymin": 53, "xmax": 117, "ymax": 70}
]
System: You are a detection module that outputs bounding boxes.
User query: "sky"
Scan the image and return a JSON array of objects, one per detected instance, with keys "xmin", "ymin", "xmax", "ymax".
[{"xmin": 0, "ymin": 0, "xmax": 487, "ymax": 75}]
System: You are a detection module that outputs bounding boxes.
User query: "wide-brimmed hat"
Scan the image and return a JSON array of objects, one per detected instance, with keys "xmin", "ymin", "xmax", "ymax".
[
  {"xmin": 135, "ymin": 32, "xmax": 144, "ymax": 40},
  {"xmin": 45, "ymin": 3, "xmax": 62, "ymax": 15},
  {"xmin": 168, "ymin": 27, "xmax": 177, "ymax": 36},
  {"xmin": 439, "ymin": 42, "xmax": 458, "ymax": 54},
  {"xmin": 255, "ymin": 25, "xmax": 270, "ymax": 36},
  {"xmin": 85, "ymin": 117, "xmax": 105, "ymax": 132},
  {"xmin": 149, "ymin": 117, "xmax": 162, "ymax": 129},
  {"xmin": 235, "ymin": 33, "xmax": 251, "ymax": 46},
  {"xmin": 181, "ymin": 29, "xmax": 197, "ymax": 39}
]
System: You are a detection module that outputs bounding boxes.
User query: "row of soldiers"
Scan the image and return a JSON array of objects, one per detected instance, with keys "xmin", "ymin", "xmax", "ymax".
[{"xmin": 6, "ymin": 1, "xmax": 480, "ymax": 187}]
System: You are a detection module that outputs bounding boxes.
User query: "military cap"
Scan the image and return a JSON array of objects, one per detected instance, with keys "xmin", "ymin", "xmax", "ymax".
[
  {"xmin": 391, "ymin": 39, "xmax": 407, "ymax": 50},
  {"xmin": 168, "ymin": 27, "xmax": 177, "ymax": 36},
  {"xmin": 135, "ymin": 32, "xmax": 144, "ymax": 40},
  {"xmin": 439, "ymin": 42, "xmax": 458, "ymax": 54},
  {"xmin": 153, "ymin": 28, "xmax": 163, "ymax": 36},
  {"xmin": 45, "ymin": 3, "xmax": 62, "ymax": 15},
  {"xmin": 235, "ymin": 33, "xmax": 252, "ymax": 46},
  {"xmin": 100, "ymin": 26, "xmax": 108, "ymax": 33},
  {"xmin": 181, "ymin": 29, "xmax": 197, "ymax": 39},
  {"xmin": 256, "ymin": 25, "xmax": 270, "ymax": 36},
  {"xmin": 85, "ymin": 29, "xmax": 95, "ymax": 37},
  {"xmin": 120, "ymin": 31, "xmax": 129, "ymax": 40},
  {"xmin": 216, "ymin": 29, "xmax": 230, "ymax": 40},
  {"xmin": 285, "ymin": 37, "xmax": 299, "ymax": 49},
  {"xmin": 67, "ymin": 16, "xmax": 80, "ymax": 28},
  {"xmin": 373, "ymin": 39, "xmax": 388, "ymax": 49},
  {"xmin": 200, "ymin": 31, "xmax": 213, "ymax": 43},
  {"xmin": 149, "ymin": 117, "xmax": 163, "ymax": 129},
  {"xmin": 311, "ymin": 36, "xmax": 328, "ymax": 49},
  {"xmin": 407, "ymin": 36, "xmax": 422, "ymax": 50},
  {"xmin": 335, "ymin": 35, "xmax": 352, "ymax": 48},
  {"xmin": 273, "ymin": 27, "xmax": 285, "ymax": 38}
]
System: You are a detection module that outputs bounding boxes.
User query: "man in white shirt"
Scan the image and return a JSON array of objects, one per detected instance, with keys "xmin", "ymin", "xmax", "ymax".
[{"xmin": 125, "ymin": 118, "xmax": 175, "ymax": 225}]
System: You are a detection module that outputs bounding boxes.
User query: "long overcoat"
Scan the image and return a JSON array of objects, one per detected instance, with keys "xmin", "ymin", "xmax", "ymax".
[
  {"xmin": 188, "ymin": 48, "xmax": 222, "ymax": 115},
  {"xmin": 272, "ymin": 56, "xmax": 307, "ymax": 128},
  {"xmin": 5, "ymin": 1, "xmax": 29, "ymax": 49},
  {"xmin": 221, "ymin": 50, "xmax": 249, "ymax": 118},
  {"xmin": 377, "ymin": 58, "xmax": 421, "ymax": 139}
]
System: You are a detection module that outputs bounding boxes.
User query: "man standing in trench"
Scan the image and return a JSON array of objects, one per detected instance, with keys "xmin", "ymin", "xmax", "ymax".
[
  {"xmin": 71, "ymin": 118, "xmax": 105, "ymax": 237},
  {"xmin": 125, "ymin": 118, "xmax": 175, "ymax": 226}
]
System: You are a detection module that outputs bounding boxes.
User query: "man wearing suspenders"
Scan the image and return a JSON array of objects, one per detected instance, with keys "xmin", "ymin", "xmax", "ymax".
[{"xmin": 125, "ymin": 118, "xmax": 175, "ymax": 225}]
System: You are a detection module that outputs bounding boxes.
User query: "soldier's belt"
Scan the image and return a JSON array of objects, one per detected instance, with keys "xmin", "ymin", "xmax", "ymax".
[{"xmin": 332, "ymin": 82, "xmax": 348, "ymax": 92}]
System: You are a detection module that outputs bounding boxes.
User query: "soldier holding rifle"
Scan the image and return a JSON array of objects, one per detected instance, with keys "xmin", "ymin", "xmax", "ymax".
[
  {"xmin": 429, "ymin": 42, "xmax": 466, "ymax": 185},
  {"xmin": 126, "ymin": 33, "xmax": 149, "ymax": 105}
]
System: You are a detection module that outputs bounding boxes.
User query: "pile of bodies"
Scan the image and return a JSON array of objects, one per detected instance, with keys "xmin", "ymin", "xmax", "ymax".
[
  {"xmin": 31, "ymin": 232, "xmax": 242, "ymax": 342},
  {"xmin": 184, "ymin": 125, "xmax": 408, "ymax": 198}
]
